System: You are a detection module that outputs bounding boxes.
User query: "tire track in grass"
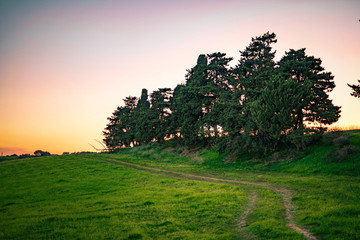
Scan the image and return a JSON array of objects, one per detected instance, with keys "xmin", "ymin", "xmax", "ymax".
[
  {"xmin": 100, "ymin": 158, "xmax": 258, "ymax": 239},
  {"xmin": 99, "ymin": 158, "xmax": 317, "ymax": 240},
  {"xmin": 237, "ymin": 191, "xmax": 258, "ymax": 240}
]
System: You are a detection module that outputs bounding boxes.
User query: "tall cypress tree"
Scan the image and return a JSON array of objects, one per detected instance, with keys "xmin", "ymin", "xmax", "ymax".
[
  {"xmin": 177, "ymin": 86, "xmax": 204, "ymax": 146},
  {"xmin": 177, "ymin": 53, "xmax": 232, "ymax": 146},
  {"xmin": 204, "ymin": 52, "xmax": 233, "ymax": 139},
  {"xmin": 134, "ymin": 89, "xmax": 152, "ymax": 145},
  {"xmin": 177, "ymin": 54, "xmax": 208, "ymax": 146},
  {"xmin": 236, "ymin": 32, "xmax": 277, "ymax": 101},
  {"xmin": 150, "ymin": 88, "xmax": 172, "ymax": 143},
  {"xmin": 233, "ymin": 32, "xmax": 278, "ymax": 148},
  {"xmin": 168, "ymin": 84, "xmax": 184, "ymax": 140}
]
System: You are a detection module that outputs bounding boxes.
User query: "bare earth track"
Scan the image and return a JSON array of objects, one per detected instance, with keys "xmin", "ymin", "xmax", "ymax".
[{"xmin": 99, "ymin": 158, "xmax": 317, "ymax": 240}]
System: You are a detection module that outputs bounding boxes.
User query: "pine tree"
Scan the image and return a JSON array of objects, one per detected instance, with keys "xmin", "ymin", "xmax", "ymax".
[
  {"xmin": 176, "ymin": 54, "xmax": 208, "ymax": 146},
  {"xmin": 233, "ymin": 32, "xmax": 278, "ymax": 149},
  {"xmin": 134, "ymin": 89, "xmax": 152, "ymax": 145},
  {"xmin": 150, "ymin": 88, "xmax": 172, "ymax": 143},
  {"xmin": 177, "ymin": 86, "xmax": 204, "ymax": 146},
  {"xmin": 103, "ymin": 32, "xmax": 343, "ymax": 154},
  {"xmin": 249, "ymin": 73, "xmax": 312, "ymax": 149},
  {"xmin": 122, "ymin": 96, "xmax": 139, "ymax": 147},
  {"xmin": 204, "ymin": 52, "xmax": 233, "ymax": 139},
  {"xmin": 236, "ymin": 32, "xmax": 277, "ymax": 101},
  {"xmin": 279, "ymin": 49, "xmax": 341, "ymax": 133},
  {"xmin": 348, "ymin": 80, "xmax": 360, "ymax": 98},
  {"xmin": 103, "ymin": 106, "xmax": 125, "ymax": 151},
  {"xmin": 177, "ymin": 53, "xmax": 233, "ymax": 146},
  {"xmin": 168, "ymin": 84, "xmax": 184, "ymax": 140},
  {"xmin": 103, "ymin": 96, "xmax": 138, "ymax": 150}
]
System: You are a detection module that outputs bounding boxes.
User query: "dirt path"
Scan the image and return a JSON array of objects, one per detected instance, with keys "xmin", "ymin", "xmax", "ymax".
[
  {"xmin": 237, "ymin": 191, "xmax": 258, "ymax": 240},
  {"xmin": 99, "ymin": 158, "xmax": 317, "ymax": 240}
]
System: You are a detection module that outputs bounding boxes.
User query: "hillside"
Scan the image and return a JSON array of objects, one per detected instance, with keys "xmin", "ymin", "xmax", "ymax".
[
  {"xmin": 125, "ymin": 130, "xmax": 360, "ymax": 176},
  {"xmin": 0, "ymin": 131, "xmax": 359, "ymax": 239}
]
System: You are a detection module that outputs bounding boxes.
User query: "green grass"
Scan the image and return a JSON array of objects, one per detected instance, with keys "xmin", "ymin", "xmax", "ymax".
[
  {"xmin": 99, "ymin": 130, "xmax": 360, "ymax": 239},
  {"xmin": 0, "ymin": 155, "xmax": 248, "ymax": 239},
  {"xmin": 268, "ymin": 131, "xmax": 360, "ymax": 176},
  {"xmin": 1, "ymin": 131, "xmax": 359, "ymax": 239},
  {"xmin": 124, "ymin": 130, "xmax": 360, "ymax": 176},
  {"xmin": 247, "ymin": 188, "xmax": 306, "ymax": 240}
]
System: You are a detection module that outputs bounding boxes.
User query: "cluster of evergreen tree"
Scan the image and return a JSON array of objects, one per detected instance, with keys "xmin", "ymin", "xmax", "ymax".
[{"xmin": 104, "ymin": 32, "xmax": 341, "ymax": 153}]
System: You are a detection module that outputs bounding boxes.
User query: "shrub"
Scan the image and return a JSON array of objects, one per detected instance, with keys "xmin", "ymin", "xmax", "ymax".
[
  {"xmin": 330, "ymin": 145, "xmax": 356, "ymax": 162},
  {"xmin": 333, "ymin": 135, "xmax": 350, "ymax": 147}
]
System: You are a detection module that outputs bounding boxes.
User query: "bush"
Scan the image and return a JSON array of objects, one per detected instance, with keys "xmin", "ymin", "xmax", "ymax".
[
  {"xmin": 34, "ymin": 150, "xmax": 51, "ymax": 156},
  {"xmin": 326, "ymin": 134, "xmax": 356, "ymax": 162},
  {"xmin": 333, "ymin": 135, "xmax": 350, "ymax": 147},
  {"xmin": 329, "ymin": 145, "xmax": 356, "ymax": 162}
]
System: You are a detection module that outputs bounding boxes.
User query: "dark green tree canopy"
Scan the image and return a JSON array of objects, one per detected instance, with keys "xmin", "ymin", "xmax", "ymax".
[
  {"xmin": 236, "ymin": 32, "xmax": 277, "ymax": 100},
  {"xmin": 279, "ymin": 49, "xmax": 341, "ymax": 132},
  {"xmin": 149, "ymin": 88, "xmax": 172, "ymax": 143},
  {"xmin": 348, "ymin": 80, "xmax": 360, "ymax": 98},
  {"xmin": 34, "ymin": 150, "xmax": 51, "ymax": 156},
  {"xmin": 134, "ymin": 88, "xmax": 152, "ymax": 145},
  {"xmin": 103, "ymin": 32, "xmax": 341, "ymax": 153},
  {"xmin": 103, "ymin": 96, "xmax": 138, "ymax": 150}
]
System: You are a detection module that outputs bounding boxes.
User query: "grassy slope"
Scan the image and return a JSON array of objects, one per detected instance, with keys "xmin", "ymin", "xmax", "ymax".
[
  {"xmin": 124, "ymin": 130, "xmax": 360, "ymax": 176},
  {"xmin": 0, "ymin": 155, "xmax": 248, "ymax": 240},
  {"xmin": 1, "ymin": 131, "xmax": 359, "ymax": 239},
  {"xmin": 107, "ymin": 130, "xmax": 360, "ymax": 239},
  {"xmin": 269, "ymin": 130, "xmax": 360, "ymax": 175}
]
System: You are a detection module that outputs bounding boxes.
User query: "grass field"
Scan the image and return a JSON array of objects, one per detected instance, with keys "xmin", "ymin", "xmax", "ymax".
[
  {"xmin": 1, "ymin": 131, "xmax": 359, "ymax": 239},
  {"xmin": 0, "ymin": 155, "xmax": 249, "ymax": 239}
]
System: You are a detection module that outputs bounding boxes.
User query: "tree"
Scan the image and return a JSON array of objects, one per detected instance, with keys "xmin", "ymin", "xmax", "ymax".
[
  {"xmin": 202, "ymin": 52, "xmax": 233, "ymax": 139},
  {"xmin": 103, "ymin": 31, "xmax": 343, "ymax": 154},
  {"xmin": 232, "ymin": 32, "xmax": 278, "ymax": 149},
  {"xmin": 134, "ymin": 89, "xmax": 153, "ymax": 145},
  {"xmin": 168, "ymin": 84, "xmax": 184, "ymax": 140},
  {"xmin": 103, "ymin": 106, "xmax": 126, "ymax": 150},
  {"xmin": 103, "ymin": 96, "xmax": 138, "ymax": 150},
  {"xmin": 236, "ymin": 32, "xmax": 277, "ymax": 101},
  {"xmin": 34, "ymin": 150, "xmax": 51, "ymax": 156},
  {"xmin": 278, "ymin": 49, "xmax": 341, "ymax": 134},
  {"xmin": 121, "ymin": 96, "xmax": 138, "ymax": 147},
  {"xmin": 177, "ymin": 86, "xmax": 204, "ymax": 146},
  {"xmin": 348, "ymin": 80, "xmax": 360, "ymax": 98},
  {"xmin": 175, "ymin": 54, "xmax": 208, "ymax": 146},
  {"xmin": 149, "ymin": 88, "xmax": 172, "ymax": 143},
  {"xmin": 249, "ymin": 73, "xmax": 312, "ymax": 149},
  {"xmin": 177, "ymin": 53, "xmax": 233, "ymax": 146}
]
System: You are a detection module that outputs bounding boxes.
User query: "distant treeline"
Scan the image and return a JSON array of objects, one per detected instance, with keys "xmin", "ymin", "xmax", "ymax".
[
  {"xmin": 0, "ymin": 150, "xmax": 97, "ymax": 161},
  {"xmin": 103, "ymin": 32, "xmax": 341, "ymax": 153},
  {"xmin": 0, "ymin": 150, "xmax": 51, "ymax": 161}
]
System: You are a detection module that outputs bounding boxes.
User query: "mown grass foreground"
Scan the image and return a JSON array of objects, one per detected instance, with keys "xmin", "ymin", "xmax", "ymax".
[
  {"xmin": 1, "ymin": 131, "xmax": 359, "ymax": 239},
  {"xmin": 0, "ymin": 155, "xmax": 248, "ymax": 239}
]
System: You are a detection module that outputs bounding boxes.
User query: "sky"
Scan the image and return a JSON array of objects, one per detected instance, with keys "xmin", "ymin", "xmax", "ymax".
[{"xmin": 0, "ymin": 0, "xmax": 359, "ymax": 155}]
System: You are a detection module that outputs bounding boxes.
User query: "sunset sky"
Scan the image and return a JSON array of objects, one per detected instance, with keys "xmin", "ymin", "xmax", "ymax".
[{"xmin": 0, "ymin": 0, "xmax": 359, "ymax": 155}]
